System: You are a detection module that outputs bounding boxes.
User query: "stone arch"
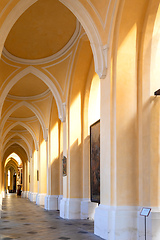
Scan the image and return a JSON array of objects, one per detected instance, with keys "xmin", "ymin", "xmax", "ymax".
[
  {"xmin": 140, "ymin": 0, "xmax": 160, "ymax": 207},
  {"xmin": 3, "ymin": 142, "xmax": 30, "ymax": 163},
  {"xmin": 0, "ymin": 66, "xmax": 64, "ymax": 122},
  {"xmin": 0, "ymin": 0, "xmax": 106, "ymax": 79},
  {"xmin": 2, "ymin": 121, "xmax": 38, "ymax": 151},
  {"xmin": 3, "ymin": 133, "xmax": 32, "ymax": 158},
  {"xmin": 1, "ymin": 100, "xmax": 47, "ymax": 140},
  {"xmin": 5, "ymin": 157, "xmax": 21, "ymax": 168}
]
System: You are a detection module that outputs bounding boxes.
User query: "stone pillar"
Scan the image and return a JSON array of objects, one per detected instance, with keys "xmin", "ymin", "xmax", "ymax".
[
  {"xmin": 36, "ymin": 139, "xmax": 47, "ymax": 206},
  {"xmin": 60, "ymin": 98, "xmax": 82, "ymax": 219},
  {"xmin": 45, "ymin": 121, "xmax": 60, "ymax": 211}
]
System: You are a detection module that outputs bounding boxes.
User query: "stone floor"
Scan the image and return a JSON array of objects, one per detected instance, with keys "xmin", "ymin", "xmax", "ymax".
[{"xmin": 0, "ymin": 194, "xmax": 102, "ymax": 240}]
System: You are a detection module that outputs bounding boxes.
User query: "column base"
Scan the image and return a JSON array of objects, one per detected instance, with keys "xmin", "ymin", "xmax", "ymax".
[
  {"xmin": 26, "ymin": 191, "xmax": 29, "ymax": 198},
  {"xmin": 1, "ymin": 191, "xmax": 6, "ymax": 198},
  {"xmin": 94, "ymin": 205, "xmax": 140, "ymax": 240},
  {"xmin": 0, "ymin": 193, "xmax": 2, "ymax": 216},
  {"xmin": 28, "ymin": 191, "xmax": 31, "ymax": 200},
  {"xmin": 21, "ymin": 191, "xmax": 27, "ymax": 198},
  {"xmin": 36, "ymin": 193, "xmax": 46, "ymax": 206},
  {"xmin": 30, "ymin": 192, "xmax": 37, "ymax": 202},
  {"xmin": 60, "ymin": 198, "xmax": 81, "ymax": 219},
  {"xmin": 58, "ymin": 195, "xmax": 63, "ymax": 210},
  {"xmin": 81, "ymin": 199, "xmax": 98, "ymax": 220},
  {"xmin": 44, "ymin": 195, "xmax": 58, "ymax": 210}
]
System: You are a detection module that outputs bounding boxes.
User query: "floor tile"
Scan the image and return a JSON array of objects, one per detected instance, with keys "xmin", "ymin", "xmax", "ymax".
[{"xmin": 1, "ymin": 194, "xmax": 103, "ymax": 240}]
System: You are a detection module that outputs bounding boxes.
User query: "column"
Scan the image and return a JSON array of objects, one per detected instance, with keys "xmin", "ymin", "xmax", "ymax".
[
  {"xmin": 36, "ymin": 139, "xmax": 47, "ymax": 206},
  {"xmin": 94, "ymin": 71, "xmax": 112, "ymax": 239},
  {"xmin": 45, "ymin": 125, "xmax": 60, "ymax": 211},
  {"xmin": 60, "ymin": 98, "xmax": 82, "ymax": 219},
  {"xmin": 60, "ymin": 121, "xmax": 69, "ymax": 218},
  {"xmin": 30, "ymin": 151, "xmax": 38, "ymax": 202}
]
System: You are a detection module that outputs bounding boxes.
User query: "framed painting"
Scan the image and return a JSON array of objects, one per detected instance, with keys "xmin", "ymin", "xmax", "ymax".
[
  {"xmin": 90, "ymin": 119, "xmax": 100, "ymax": 204},
  {"xmin": 62, "ymin": 156, "xmax": 67, "ymax": 176},
  {"xmin": 37, "ymin": 170, "xmax": 39, "ymax": 181}
]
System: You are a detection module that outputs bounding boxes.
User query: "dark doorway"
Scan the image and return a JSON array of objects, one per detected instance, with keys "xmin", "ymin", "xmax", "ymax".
[{"xmin": 13, "ymin": 175, "xmax": 16, "ymax": 193}]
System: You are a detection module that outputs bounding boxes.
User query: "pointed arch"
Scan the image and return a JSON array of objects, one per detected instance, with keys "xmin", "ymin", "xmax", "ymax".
[
  {"xmin": 5, "ymin": 156, "xmax": 21, "ymax": 167},
  {"xmin": 5, "ymin": 162, "xmax": 18, "ymax": 170},
  {"xmin": 2, "ymin": 121, "xmax": 38, "ymax": 151},
  {"xmin": 1, "ymin": 100, "xmax": 47, "ymax": 140},
  {"xmin": 0, "ymin": 0, "xmax": 106, "ymax": 80},
  {"xmin": 0, "ymin": 66, "xmax": 64, "ymax": 121},
  {"xmin": 3, "ymin": 142, "xmax": 30, "ymax": 162},
  {"xmin": 3, "ymin": 133, "xmax": 32, "ymax": 158}
]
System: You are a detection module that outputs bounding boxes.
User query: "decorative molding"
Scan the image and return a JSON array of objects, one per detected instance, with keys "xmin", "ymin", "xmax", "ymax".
[
  {"xmin": 8, "ymin": 116, "xmax": 37, "ymax": 121},
  {"xmin": 65, "ymin": 32, "xmax": 86, "ymax": 103},
  {"xmin": 94, "ymin": 205, "xmax": 141, "ymax": 240},
  {"xmin": 2, "ymin": 141, "xmax": 30, "ymax": 161},
  {"xmin": 87, "ymin": 0, "xmax": 112, "ymax": 30},
  {"xmin": 10, "ymin": 129, "xmax": 27, "ymax": 133},
  {"xmin": 42, "ymin": 52, "xmax": 72, "ymax": 96},
  {"xmin": 1, "ymin": 101, "xmax": 47, "ymax": 141},
  {"xmin": 0, "ymin": 0, "xmax": 13, "ymax": 19},
  {"xmin": 1, "ymin": 121, "xmax": 39, "ymax": 151},
  {"xmin": 2, "ymin": 20, "xmax": 81, "ymax": 65},
  {"xmin": 0, "ymin": 58, "xmax": 20, "ymax": 91},
  {"xmin": 59, "ymin": 0, "xmax": 107, "ymax": 79},
  {"xmin": 0, "ymin": 66, "xmax": 64, "ymax": 122},
  {"xmin": 7, "ymin": 89, "xmax": 50, "ymax": 101},
  {"xmin": 3, "ymin": 132, "xmax": 32, "ymax": 157},
  {"xmin": 0, "ymin": 0, "xmax": 107, "ymax": 79}
]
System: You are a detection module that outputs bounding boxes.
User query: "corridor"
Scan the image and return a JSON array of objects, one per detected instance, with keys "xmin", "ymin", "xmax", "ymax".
[{"xmin": 0, "ymin": 194, "xmax": 102, "ymax": 240}]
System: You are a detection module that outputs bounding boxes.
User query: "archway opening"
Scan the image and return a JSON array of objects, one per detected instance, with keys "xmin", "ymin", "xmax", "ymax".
[{"xmin": 4, "ymin": 153, "xmax": 23, "ymax": 195}]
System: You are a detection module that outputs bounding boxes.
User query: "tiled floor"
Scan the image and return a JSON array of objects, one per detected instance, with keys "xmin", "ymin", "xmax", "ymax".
[{"xmin": 0, "ymin": 194, "xmax": 102, "ymax": 240}]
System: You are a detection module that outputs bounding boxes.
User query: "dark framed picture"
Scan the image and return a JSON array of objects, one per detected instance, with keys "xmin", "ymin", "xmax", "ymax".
[
  {"xmin": 37, "ymin": 170, "xmax": 39, "ymax": 181},
  {"xmin": 90, "ymin": 119, "xmax": 100, "ymax": 204},
  {"xmin": 62, "ymin": 156, "xmax": 67, "ymax": 176}
]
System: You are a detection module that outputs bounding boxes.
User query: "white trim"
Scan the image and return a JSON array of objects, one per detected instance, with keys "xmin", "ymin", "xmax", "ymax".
[
  {"xmin": 0, "ymin": 66, "xmax": 64, "ymax": 122},
  {"xmin": 42, "ymin": 52, "xmax": 72, "ymax": 96},
  {"xmin": 65, "ymin": 32, "xmax": 86, "ymax": 104},
  {"xmin": 58, "ymin": 195, "xmax": 63, "ymax": 211},
  {"xmin": 10, "ymin": 129, "xmax": 27, "ymax": 133},
  {"xmin": 3, "ymin": 132, "xmax": 32, "ymax": 157},
  {"xmin": 8, "ymin": 116, "xmax": 37, "ymax": 121},
  {"xmin": 1, "ymin": 121, "xmax": 38, "ymax": 151},
  {"xmin": 0, "ymin": 0, "xmax": 107, "ymax": 78},
  {"xmin": 36, "ymin": 193, "xmax": 46, "ymax": 206},
  {"xmin": 3, "ymin": 141, "xmax": 30, "ymax": 161},
  {"xmin": 59, "ymin": 0, "xmax": 107, "ymax": 78},
  {"xmin": 87, "ymin": 0, "xmax": 112, "ymax": 30},
  {"xmin": 30, "ymin": 192, "xmax": 37, "ymax": 202},
  {"xmin": 2, "ymin": 20, "xmax": 81, "ymax": 65},
  {"xmin": 0, "ymin": 58, "xmax": 20, "ymax": 91},
  {"xmin": 7, "ymin": 89, "xmax": 50, "ymax": 101},
  {"xmin": 1, "ymin": 101, "xmax": 47, "ymax": 141},
  {"xmin": 81, "ymin": 199, "xmax": 98, "ymax": 220},
  {"xmin": 0, "ymin": 0, "xmax": 13, "ymax": 19},
  {"xmin": 60, "ymin": 198, "xmax": 82, "ymax": 219},
  {"xmin": 44, "ymin": 195, "xmax": 58, "ymax": 210},
  {"xmin": 94, "ymin": 205, "xmax": 141, "ymax": 240}
]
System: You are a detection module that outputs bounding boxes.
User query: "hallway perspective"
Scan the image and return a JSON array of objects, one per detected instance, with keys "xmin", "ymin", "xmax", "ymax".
[{"xmin": 0, "ymin": 194, "xmax": 102, "ymax": 240}]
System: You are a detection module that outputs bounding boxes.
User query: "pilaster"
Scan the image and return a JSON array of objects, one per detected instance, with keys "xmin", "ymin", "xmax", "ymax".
[
  {"xmin": 36, "ymin": 193, "xmax": 46, "ymax": 206},
  {"xmin": 60, "ymin": 198, "xmax": 81, "ymax": 219},
  {"xmin": 81, "ymin": 199, "xmax": 98, "ymax": 220},
  {"xmin": 44, "ymin": 195, "xmax": 58, "ymax": 210}
]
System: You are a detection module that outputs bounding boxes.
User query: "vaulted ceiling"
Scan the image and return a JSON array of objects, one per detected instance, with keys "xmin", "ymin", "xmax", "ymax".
[{"xmin": 0, "ymin": 0, "xmax": 93, "ymax": 164}]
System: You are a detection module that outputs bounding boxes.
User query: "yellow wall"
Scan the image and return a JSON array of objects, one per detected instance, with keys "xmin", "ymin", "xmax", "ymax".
[
  {"xmin": 50, "ymin": 99, "xmax": 60, "ymax": 195},
  {"xmin": 39, "ymin": 130, "xmax": 47, "ymax": 194}
]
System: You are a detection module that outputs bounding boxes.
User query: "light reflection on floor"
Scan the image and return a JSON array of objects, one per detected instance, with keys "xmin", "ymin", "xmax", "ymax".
[{"xmin": 0, "ymin": 194, "xmax": 102, "ymax": 240}]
